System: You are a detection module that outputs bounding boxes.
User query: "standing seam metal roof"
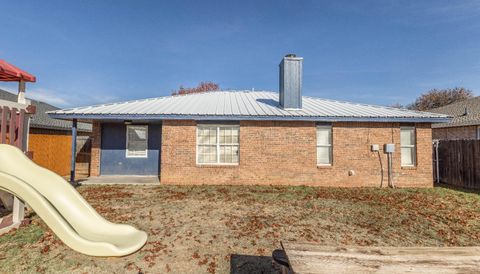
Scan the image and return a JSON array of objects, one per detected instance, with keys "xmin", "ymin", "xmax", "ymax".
[{"xmin": 48, "ymin": 90, "xmax": 449, "ymax": 122}]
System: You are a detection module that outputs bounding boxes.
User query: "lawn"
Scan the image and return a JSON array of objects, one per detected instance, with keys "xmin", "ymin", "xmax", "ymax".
[{"xmin": 0, "ymin": 185, "xmax": 479, "ymax": 273}]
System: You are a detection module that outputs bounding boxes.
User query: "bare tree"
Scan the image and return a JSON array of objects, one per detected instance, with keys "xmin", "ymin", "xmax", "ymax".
[
  {"xmin": 171, "ymin": 82, "xmax": 220, "ymax": 95},
  {"xmin": 407, "ymin": 87, "xmax": 473, "ymax": 111}
]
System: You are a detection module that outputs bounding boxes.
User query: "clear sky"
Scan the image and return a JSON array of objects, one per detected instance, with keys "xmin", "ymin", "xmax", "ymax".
[{"xmin": 1, "ymin": 0, "xmax": 479, "ymax": 108}]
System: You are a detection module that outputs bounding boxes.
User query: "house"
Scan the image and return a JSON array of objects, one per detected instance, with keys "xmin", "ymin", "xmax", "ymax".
[
  {"xmin": 0, "ymin": 89, "xmax": 92, "ymax": 176},
  {"xmin": 429, "ymin": 97, "xmax": 480, "ymax": 140},
  {"xmin": 49, "ymin": 55, "xmax": 448, "ymax": 187}
]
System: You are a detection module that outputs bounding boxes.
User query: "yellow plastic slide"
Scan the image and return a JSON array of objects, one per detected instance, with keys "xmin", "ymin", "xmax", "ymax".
[{"xmin": 0, "ymin": 144, "xmax": 147, "ymax": 256}]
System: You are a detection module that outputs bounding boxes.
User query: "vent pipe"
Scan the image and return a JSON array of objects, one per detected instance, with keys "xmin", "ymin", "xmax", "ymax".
[{"xmin": 279, "ymin": 54, "xmax": 303, "ymax": 109}]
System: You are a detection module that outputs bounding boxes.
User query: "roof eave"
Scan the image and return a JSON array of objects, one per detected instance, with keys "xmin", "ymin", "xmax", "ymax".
[
  {"xmin": 48, "ymin": 113, "xmax": 450, "ymax": 123},
  {"xmin": 30, "ymin": 124, "xmax": 92, "ymax": 132}
]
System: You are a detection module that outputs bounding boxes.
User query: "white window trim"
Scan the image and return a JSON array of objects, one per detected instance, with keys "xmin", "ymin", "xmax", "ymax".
[
  {"xmin": 196, "ymin": 124, "xmax": 240, "ymax": 166},
  {"xmin": 125, "ymin": 125, "xmax": 148, "ymax": 158},
  {"xmin": 400, "ymin": 126, "xmax": 416, "ymax": 167},
  {"xmin": 316, "ymin": 125, "xmax": 333, "ymax": 166}
]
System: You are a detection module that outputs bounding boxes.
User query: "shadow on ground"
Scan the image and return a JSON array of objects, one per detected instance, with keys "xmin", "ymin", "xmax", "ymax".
[{"xmin": 230, "ymin": 254, "xmax": 279, "ymax": 274}]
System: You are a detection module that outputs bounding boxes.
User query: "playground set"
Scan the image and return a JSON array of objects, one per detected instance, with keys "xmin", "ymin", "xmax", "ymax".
[{"xmin": 0, "ymin": 60, "xmax": 146, "ymax": 256}]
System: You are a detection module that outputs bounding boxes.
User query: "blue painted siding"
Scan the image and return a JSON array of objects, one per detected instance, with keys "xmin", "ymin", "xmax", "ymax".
[{"xmin": 100, "ymin": 123, "xmax": 161, "ymax": 175}]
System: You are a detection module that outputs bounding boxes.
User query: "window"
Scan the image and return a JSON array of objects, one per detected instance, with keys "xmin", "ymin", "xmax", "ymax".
[
  {"xmin": 477, "ymin": 126, "xmax": 480, "ymax": 140},
  {"xmin": 197, "ymin": 125, "xmax": 239, "ymax": 164},
  {"xmin": 400, "ymin": 126, "xmax": 416, "ymax": 166},
  {"xmin": 316, "ymin": 125, "xmax": 332, "ymax": 165},
  {"xmin": 126, "ymin": 125, "xmax": 148, "ymax": 158}
]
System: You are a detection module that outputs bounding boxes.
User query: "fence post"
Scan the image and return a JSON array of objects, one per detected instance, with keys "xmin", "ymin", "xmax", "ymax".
[
  {"xmin": 70, "ymin": 119, "xmax": 78, "ymax": 184},
  {"xmin": 0, "ymin": 106, "xmax": 7, "ymax": 143},
  {"xmin": 9, "ymin": 108, "xmax": 16, "ymax": 145},
  {"xmin": 16, "ymin": 109, "xmax": 25, "ymax": 150}
]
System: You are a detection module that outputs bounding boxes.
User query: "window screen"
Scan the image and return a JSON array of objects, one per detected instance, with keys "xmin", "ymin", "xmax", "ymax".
[{"xmin": 126, "ymin": 125, "xmax": 148, "ymax": 157}]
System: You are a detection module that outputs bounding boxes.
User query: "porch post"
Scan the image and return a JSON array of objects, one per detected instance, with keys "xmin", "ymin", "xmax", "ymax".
[
  {"xmin": 17, "ymin": 80, "xmax": 26, "ymax": 104},
  {"xmin": 70, "ymin": 119, "xmax": 78, "ymax": 184}
]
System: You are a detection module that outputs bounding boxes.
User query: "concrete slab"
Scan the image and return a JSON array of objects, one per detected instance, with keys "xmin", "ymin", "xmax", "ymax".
[{"xmin": 80, "ymin": 176, "xmax": 160, "ymax": 185}]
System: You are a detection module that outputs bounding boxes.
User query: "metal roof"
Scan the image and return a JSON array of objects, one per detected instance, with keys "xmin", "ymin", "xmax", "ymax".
[
  {"xmin": 0, "ymin": 89, "xmax": 92, "ymax": 132},
  {"xmin": 429, "ymin": 96, "xmax": 480, "ymax": 128},
  {"xmin": 49, "ymin": 90, "xmax": 449, "ymax": 123}
]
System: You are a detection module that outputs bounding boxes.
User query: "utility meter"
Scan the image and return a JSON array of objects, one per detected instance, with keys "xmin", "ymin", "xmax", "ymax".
[{"xmin": 384, "ymin": 144, "xmax": 395, "ymax": 153}]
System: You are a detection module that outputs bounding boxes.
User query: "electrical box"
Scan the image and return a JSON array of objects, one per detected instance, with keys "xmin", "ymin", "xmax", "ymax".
[
  {"xmin": 371, "ymin": 144, "xmax": 379, "ymax": 152},
  {"xmin": 384, "ymin": 144, "xmax": 395, "ymax": 153}
]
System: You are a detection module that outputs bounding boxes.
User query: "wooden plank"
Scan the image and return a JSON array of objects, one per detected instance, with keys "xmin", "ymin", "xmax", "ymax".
[
  {"xmin": 0, "ymin": 106, "xmax": 6, "ymax": 143},
  {"xmin": 9, "ymin": 108, "xmax": 16, "ymax": 145},
  {"xmin": 0, "ymin": 99, "xmax": 28, "ymax": 111},
  {"xmin": 28, "ymin": 130, "xmax": 76, "ymax": 176},
  {"xmin": 0, "ymin": 107, "xmax": 10, "ymax": 144},
  {"xmin": 438, "ymin": 140, "xmax": 480, "ymax": 189},
  {"xmin": 16, "ymin": 109, "xmax": 25, "ymax": 150},
  {"xmin": 284, "ymin": 243, "xmax": 480, "ymax": 274}
]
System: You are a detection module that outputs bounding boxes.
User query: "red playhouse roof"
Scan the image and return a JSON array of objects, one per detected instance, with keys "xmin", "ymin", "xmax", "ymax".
[{"xmin": 0, "ymin": 59, "xmax": 36, "ymax": 82}]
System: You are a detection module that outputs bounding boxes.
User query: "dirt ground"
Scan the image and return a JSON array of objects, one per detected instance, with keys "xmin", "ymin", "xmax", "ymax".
[{"xmin": 0, "ymin": 184, "xmax": 479, "ymax": 273}]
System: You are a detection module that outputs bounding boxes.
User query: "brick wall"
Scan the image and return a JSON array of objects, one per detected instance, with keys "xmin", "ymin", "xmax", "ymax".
[
  {"xmin": 160, "ymin": 120, "xmax": 433, "ymax": 187},
  {"xmin": 432, "ymin": 126, "xmax": 478, "ymax": 140},
  {"xmin": 90, "ymin": 121, "xmax": 101, "ymax": 176}
]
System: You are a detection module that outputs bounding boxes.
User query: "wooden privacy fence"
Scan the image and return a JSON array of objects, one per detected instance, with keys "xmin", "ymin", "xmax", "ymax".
[
  {"xmin": 437, "ymin": 140, "xmax": 480, "ymax": 189},
  {"xmin": 0, "ymin": 106, "xmax": 26, "ymax": 150}
]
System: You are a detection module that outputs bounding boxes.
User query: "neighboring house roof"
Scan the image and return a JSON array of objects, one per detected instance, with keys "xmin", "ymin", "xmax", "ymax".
[
  {"xmin": 0, "ymin": 89, "xmax": 92, "ymax": 132},
  {"xmin": 429, "ymin": 97, "xmax": 480, "ymax": 128},
  {"xmin": 49, "ymin": 90, "xmax": 449, "ymax": 123}
]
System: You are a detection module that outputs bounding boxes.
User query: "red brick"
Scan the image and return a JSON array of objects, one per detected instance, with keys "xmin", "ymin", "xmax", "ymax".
[{"xmin": 160, "ymin": 120, "xmax": 433, "ymax": 187}]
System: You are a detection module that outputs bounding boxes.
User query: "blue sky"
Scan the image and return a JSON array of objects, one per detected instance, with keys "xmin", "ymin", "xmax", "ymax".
[{"xmin": 1, "ymin": 0, "xmax": 479, "ymax": 108}]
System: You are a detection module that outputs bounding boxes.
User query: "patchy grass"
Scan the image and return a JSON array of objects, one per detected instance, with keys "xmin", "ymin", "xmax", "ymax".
[{"xmin": 0, "ymin": 185, "xmax": 479, "ymax": 273}]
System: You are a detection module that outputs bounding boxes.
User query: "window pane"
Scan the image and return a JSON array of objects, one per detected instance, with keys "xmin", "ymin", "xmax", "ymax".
[
  {"xmin": 401, "ymin": 147, "xmax": 414, "ymax": 166},
  {"xmin": 232, "ymin": 128, "xmax": 239, "ymax": 143},
  {"xmin": 219, "ymin": 127, "xmax": 238, "ymax": 144},
  {"xmin": 198, "ymin": 127, "xmax": 217, "ymax": 145},
  {"xmin": 317, "ymin": 146, "xmax": 331, "ymax": 165},
  {"xmin": 220, "ymin": 145, "xmax": 239, "ymax": 163},
  {"xmin": 317, "ymin": 127, "xmax": 331, "ymax": 145},
  {"xmin": 129, "ymin": 127, "xmax": 147, "ymax": 140},
  {"xmin": 198, "ymin": 145, "xmax": 217, "ymax": 163},
  {"xmin": 400, "ymin": 128, "xmax": 414, "ymax": 146}
]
